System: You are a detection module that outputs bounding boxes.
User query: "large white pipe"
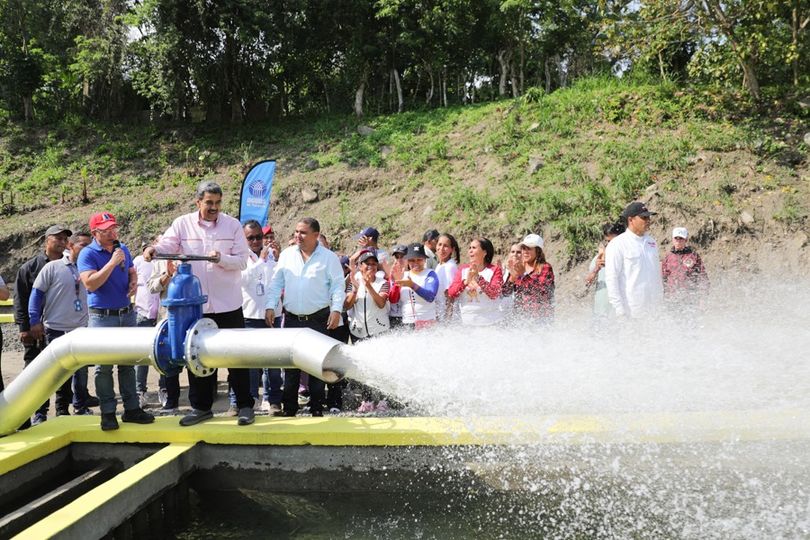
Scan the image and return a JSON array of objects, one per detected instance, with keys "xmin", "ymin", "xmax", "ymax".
[{"xmin": 0, "ymin": 324, "xmax": 355, "ymax": 437}]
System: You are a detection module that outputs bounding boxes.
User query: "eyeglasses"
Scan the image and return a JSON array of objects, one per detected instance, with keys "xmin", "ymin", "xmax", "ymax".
[{"xmin": 246, "ymin": 235, "xmax": 263, "ymax": 241}]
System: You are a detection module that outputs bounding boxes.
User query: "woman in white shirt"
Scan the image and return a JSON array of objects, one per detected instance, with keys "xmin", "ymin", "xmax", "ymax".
[
  {"xmin": 344, "ymin": 250, "xmax": 390, "ymax": 340},
  {"xmin": 447, "ymin": 238, "xmax": 505, "ymax": 326},
  {"xmin": 391, "ymin": 243, "xmax": 440, "ymax": 330},
  {"xmin": 434, "ymin": 233, "xmax": 460, "ymax": 322}
]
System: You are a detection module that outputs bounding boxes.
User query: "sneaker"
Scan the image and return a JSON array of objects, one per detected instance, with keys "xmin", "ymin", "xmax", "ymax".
[
  {"xmin": 227, "ymin": 405, "xmax": 239, "ymax": 417},
  {"xmin": 100, "ymin": 413, "xmax": 119, "ymax": 431},
  {"xmin": 179, "ymin": 409, "xmax": 213, "ymax": 427},
  {"xmin": 158, "ymin": 388, "xmax": 168, "ymax": 408},
  {"xmin": 138, "ymin": 391, "xmax": 149, "ymax": 409},
  {"xmin": 274, "ymin": 409, "xmax": 296, "ymax": 417},
  {"xmin": 298, "ymin": 393, "xmax": 309, "ymax": 406},
  {"xmin": 311, "ymin": 408, "xmax": 323, "ymax": 417},
  {"xmin": 86, "ymin": 395, "xmax": 100, "ymax": 407},
  {"xmin": 56, "ymin": 408, "xmax": 70, "ymax": 417},
  {"xmin": 260, "ymin": 400, "xmax": 271, "ymax": 413},
  {"xmin": 357, "ymin": 401, "xmax": 375, "ymax": 413},
  {"xmin": 375, "ymin": 400, "xmax": 389, "ymax": 413},
  {"xmin": 74, "ymin": 407, "xmax": 94, "ymax": 416},
  {"xmin": 122, "ymin": 408, "xmax": 155, "ymax": 424},
  {"xmin": 267, "ymin": 403, "xmax": 282, "ymax": 415},
  {"xmin": 31, "ymin": 413, "xmax": 48, "ymax": 426},
  {"xmin": 237, "ymin": 407, "xmax": 255, "ymax": 426},
  {"xmin": 328, "ymin": 407, "xmax": 342, "ymax": 414},
  {"xmin": 159, "ymin": 406, "xmax": 179, "ymax": 416}
]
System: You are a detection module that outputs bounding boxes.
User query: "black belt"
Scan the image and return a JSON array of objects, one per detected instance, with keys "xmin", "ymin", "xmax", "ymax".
[
  {"xmin": 90, "ymin": 305, "xmax": 133, "ymax": 316},
  {"xmin": 284, "ymin": 307, "xmax": 330, "ymax": 321}
]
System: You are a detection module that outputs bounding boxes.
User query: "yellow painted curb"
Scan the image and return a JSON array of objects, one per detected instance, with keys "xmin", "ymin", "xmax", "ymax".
[{"xmin": 2, "ymin": 409, "xmax": 810, "ymax": 477}]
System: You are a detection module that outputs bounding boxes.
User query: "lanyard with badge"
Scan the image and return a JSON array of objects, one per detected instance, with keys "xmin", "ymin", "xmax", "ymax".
[
  {"xmin": 68, "ymin": 263, "xmax": 83, "ymax": 312},
  {"xmin": 256, "ymin": 267, "xmax": 265, "ymax": 296}
]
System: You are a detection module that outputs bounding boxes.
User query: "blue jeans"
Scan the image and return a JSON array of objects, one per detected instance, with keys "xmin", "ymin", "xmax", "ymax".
[
  {"xmin": 135, "ymin": 316, "xmax": 156, "ymax": 393},
  {"xmin": 90, "ymin": 310, "xmax": 138, "ymax": 414},
  {"xmin": 229, "ymin": 318, "xmax": 283, "ymax": 406}
]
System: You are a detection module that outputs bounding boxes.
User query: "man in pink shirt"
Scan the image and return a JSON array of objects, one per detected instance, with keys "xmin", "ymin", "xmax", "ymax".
[{"xmin": 144, "ymin": 180, "xmax": 253, "ymax": 427}]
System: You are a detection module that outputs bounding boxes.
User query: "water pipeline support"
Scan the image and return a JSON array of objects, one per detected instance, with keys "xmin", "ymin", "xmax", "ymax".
[{"xmin": 0, "ymin": 324, "xmax": 355, "ymax": 437}]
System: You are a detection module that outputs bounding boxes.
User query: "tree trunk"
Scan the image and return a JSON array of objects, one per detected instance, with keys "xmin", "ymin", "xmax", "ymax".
[
  {"xmin": 323, "ymin": 80, "xmax": 331, "ymax": 112},
  {"xmin": 425, "ymin": 63, "xmax": 434, "ymax": 105},
  {"xmin": 497, "ymin": 50, "xmax": 511, "ymax": 96},
  {"xmin": 555, "ymin": 54, "xmax": 567, "ymax": 87},
  {"xmin": 792, "ymin": 1, "xmax": 809, "ymax": 86},
  {"xmin": 544, "ymin": 57, "xmax": 552, "ymax": 92},
  {"xmin": 741, "ymin": 62, "xmax": 760, "ymax": 99},
  {"xmin": 22, "ymin": 95, "xmax": 33, "ymax": 123},
  {"xmin": 470, "ymin": 73, "xmax": 476, "ymax": 103},
  {"xmin": 354, "ymin": 80, "xmax": 365, "ymax": 117},
  {"xmin": 519, "ymin": 42, "xmax": 525, "ymax": 94},
  {"xmin": 658, "ymin": 50, "xmax": 667, "ymax": 80},
  {"xmin": 442, "ymin": 65, "xmax": 447, "ymax": 107},
  {"xmin": 392, "ymin": 68, "xmax": 404, "ymax": 112},
  {"xmin": 510, "ymin": 62, "xmax": 519, "ymax": 97}
]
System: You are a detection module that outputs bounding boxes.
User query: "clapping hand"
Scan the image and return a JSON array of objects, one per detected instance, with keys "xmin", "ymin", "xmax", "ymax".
[{"xmin": 508, "ymin": 257, "xmax": 523, "ymax": 278}]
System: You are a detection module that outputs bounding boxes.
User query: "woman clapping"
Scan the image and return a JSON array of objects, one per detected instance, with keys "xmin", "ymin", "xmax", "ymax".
[
  {"xmin": 447, "ymin": 238, "xmax": 504, "ymax": 326},
  {"xmin": 503, "ymin": 234, "xmax": 555, "ymax": 324}
]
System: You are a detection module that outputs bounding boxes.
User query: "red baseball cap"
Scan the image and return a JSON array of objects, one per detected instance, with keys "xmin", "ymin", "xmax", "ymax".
[
  {"xmin": 89, "ymin": 212, "xmax": 118, "ymax": 231},
  {"xmin": 262, "ymin": 225, "xmax": 273, "ymax": 235}
]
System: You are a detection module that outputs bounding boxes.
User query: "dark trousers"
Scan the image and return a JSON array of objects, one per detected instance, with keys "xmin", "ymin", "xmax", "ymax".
[
  {"xmin": 45, "ymin": 329, "xmax": 73, "ymax": 414},
  {"xmin": 282, "ymin": 310, "xmax": 332, "ymax": 414},
  {"xmin": 187, "ymin": 309, "xmax": 253, "ymax": 412},
  {"xmin": 164, "ymin": 372, "xmax": 181, "ymax": 408},
  {"xmin": 326, "ymin": 321, "xmax": 351, "ymax": 410}
]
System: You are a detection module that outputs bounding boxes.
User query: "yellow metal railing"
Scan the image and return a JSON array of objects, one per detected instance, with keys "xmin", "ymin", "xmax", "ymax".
[
  {"xmin": 0, "ymin": 297, "xmax": 136, "ymax": 325},
  {"xmin": 0, "ymin": 298, "xmax": 13, "ymax": 324}
]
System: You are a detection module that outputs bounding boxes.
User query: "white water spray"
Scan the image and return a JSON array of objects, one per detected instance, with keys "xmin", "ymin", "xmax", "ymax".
[{"xmin": 343, "ymin": 275, "xmax": 810, "ymax": 538}]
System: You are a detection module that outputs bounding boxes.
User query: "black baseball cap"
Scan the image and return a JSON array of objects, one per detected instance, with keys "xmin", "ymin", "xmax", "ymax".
[
  {"xmin": 392, "ymin": 244, "xmax": 408, "ymax": 255},
  {"xmin": 422, "ymin": 229, "xmax": 440, "ymax": 242},
  {"xmin": 354, "ymin": 227, "xmax": 380, "ymax": 241},
  {"xmin": 621, "ymin": 202, "xmax": 656, "ymax": 219},
  {"xmin": 358, "ymin": 249, "xmax": 379, "ymax": 264},
  {"xmin": 404, "ymin": 243, "xmax": 427, "ymax": 260}
]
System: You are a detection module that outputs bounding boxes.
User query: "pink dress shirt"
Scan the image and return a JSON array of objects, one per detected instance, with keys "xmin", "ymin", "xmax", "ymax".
[{"xmin": 153, "ymin": 211, "xmax": 249, "ymax": 314}]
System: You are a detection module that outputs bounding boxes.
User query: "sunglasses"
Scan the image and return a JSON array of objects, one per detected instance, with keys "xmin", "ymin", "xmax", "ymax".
[{"xmin": 246, "ymin": 235, "xmax": 263, "ymax": 241}]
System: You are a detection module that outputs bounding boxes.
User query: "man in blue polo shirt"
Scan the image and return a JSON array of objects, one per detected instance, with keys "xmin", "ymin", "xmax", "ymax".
[{"xmin": 78, "ymin": 211, "xmax": 154, "ymax": 431}]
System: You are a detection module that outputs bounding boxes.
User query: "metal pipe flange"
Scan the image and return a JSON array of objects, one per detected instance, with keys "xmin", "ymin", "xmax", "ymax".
[{"xmin": 184, "ymin": 318, "xmax": 218, "ymax": 377}]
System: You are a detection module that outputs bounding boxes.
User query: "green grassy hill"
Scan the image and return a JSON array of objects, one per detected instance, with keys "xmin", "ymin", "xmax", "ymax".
[{"xmin": 1, "ymin": 76, "xmax": 808, "ymax": 289}]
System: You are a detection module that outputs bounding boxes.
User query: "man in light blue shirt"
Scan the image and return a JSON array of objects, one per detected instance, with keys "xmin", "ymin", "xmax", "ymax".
[{"xmin": 264, "ymin": 217, "xmax": 345, "ymax": 417}]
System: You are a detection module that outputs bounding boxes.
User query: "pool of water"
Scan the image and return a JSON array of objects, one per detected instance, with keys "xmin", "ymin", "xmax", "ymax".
[{"xmin": 177, "ymin": 439, "xmax": 810, "ymax": 539}]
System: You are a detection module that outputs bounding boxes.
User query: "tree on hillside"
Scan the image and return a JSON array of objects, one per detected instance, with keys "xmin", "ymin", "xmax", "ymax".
[{"xmin": 0, "ymin": 0, "xmax": 49, "ymax": 121}]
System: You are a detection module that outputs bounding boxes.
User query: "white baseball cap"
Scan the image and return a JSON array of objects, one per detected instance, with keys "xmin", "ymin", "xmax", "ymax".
[
  {"xmin": 672, "ymin": 227, "xmax": 688, "ymax": 239},
  {"xmin": 521, "ymin": 233, "xmax": 544, "ymax": 249}
]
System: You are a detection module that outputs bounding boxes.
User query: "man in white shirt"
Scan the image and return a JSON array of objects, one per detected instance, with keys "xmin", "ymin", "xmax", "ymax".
[
  {"xmin": 133, "ymin": 244, "xmax": 160, "ymax": 408},
  {"xmin": 238, "ymin": 220, "xmax": 282, "ymax": 415},
  {"xmin": 604, "ymin": 202, "xmax": 664, "ymax": 319},
  {"xmin": 264, "ymin": 217, "xmax": 345, "ymax": 417}
]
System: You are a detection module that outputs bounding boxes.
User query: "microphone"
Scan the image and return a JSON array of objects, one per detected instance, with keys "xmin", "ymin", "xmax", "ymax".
[{"xmin": 112, "ymin": 240, "xmax": 126, "ymax": 270}]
